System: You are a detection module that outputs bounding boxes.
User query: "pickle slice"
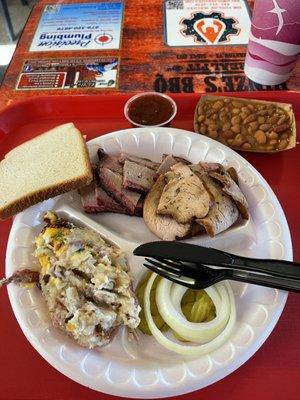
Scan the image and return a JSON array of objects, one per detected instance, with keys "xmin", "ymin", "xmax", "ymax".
[{"xmin": 137, "ymin": 276, "xmax": 216, "ymax": 338}]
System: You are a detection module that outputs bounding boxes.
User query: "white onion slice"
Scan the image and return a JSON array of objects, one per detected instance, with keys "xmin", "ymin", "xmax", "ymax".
[
  {"xmin": 157, "ymin": 279, "xmax": 230, "ymax": 343},
  {"xmin": 144, "ymin": 273, "xmax": 236, "ymax": 356}
]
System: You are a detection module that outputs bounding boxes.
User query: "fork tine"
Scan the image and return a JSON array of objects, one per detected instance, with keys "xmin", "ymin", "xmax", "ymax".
[
  {"xmin": 156, "ymin": 258, "xmax": 185, "ymax": 268},
  {"xmin": 156, "ymin": 257, "xmax": 206, "ymax": 273},
  {"xmin": 143, "ymin": 263, "xmax": 198, "ymax": 289},
  {"xmin": 145, "ymin": 258, "xmax": 199, "ymax": 279},
  {"xmin": 146, "ymin": 258, "xmax": 210, "ymax": 285},
  {"xmin": 145, "ymin": 257, "xmax": 181, "ymax": 273},
  {"xmin": 143, "ymin": 262, "xmax": 179, "ymax": 279}
]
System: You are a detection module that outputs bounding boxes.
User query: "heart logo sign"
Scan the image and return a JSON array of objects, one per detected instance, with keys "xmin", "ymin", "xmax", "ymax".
[
  {"xmin": 181, "ymin": 12, "xmax": 239, "ymax": 45},
  {"xmin": 194, "ymin": 19, "xmax": 226, "ymax": 44}
]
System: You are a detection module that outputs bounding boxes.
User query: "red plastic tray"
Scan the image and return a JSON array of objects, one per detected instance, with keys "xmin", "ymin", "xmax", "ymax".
[{"xmin": 1, "ymin": 92, "xmax": 300, "ymax": 400}]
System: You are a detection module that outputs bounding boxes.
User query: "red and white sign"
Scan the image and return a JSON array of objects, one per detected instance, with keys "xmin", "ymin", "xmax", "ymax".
[
  {"xmin": 16, "ymin": 58, "xmax": 119, "ymax": 90},
  {"xmin": 17, "ymin": 72, "xmax": 66, "ymax": 90}
]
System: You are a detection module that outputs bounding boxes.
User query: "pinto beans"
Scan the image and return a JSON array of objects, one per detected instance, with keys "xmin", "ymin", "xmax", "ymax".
[{"xmin": 195, "ymin": 96, "xmax": 294, "ymax": 152}]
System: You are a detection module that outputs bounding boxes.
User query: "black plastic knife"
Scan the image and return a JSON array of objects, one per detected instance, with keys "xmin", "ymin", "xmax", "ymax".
[{"xmin": 133, "ymin": 241, "xmax": 300, "ymax": 280}]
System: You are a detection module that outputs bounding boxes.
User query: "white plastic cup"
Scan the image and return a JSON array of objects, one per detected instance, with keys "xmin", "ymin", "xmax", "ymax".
[{"xmin": 244, "ymin": 0, "xmax": 300, "ymax": 85}]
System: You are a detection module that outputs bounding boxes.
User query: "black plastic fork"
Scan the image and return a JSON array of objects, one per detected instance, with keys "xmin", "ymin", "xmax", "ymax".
[{"xmin": 143, "ymin": 257, "xmax": 300, "ymax": 292}]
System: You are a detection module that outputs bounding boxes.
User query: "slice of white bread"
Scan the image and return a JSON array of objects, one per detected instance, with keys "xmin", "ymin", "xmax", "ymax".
[{"xmin": 0, "ymin": 123, "xmax": 92, "ymax": 220}]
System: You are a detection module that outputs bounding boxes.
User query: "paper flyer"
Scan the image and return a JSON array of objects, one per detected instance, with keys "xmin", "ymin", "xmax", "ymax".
[
  {"xmin": 16, "ymin": 57, "xmax": 119, "ymax": 90},
  {"xmin": 30, "ymin": 2, "xmax": 124, "ymax": 52},
  {"xmin": 164, "ymin": 0, "xmax": 251, "ymax": 47}
]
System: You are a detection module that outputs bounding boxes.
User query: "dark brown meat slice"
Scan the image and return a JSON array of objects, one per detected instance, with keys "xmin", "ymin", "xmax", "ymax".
[
  {"xmin": 0, "ymin": 269, "xmax": 40, "ymax": 289},
  {"xmin": 190, "ymin": 222, "xmax": 204, "ymax": 237},
  {"xmin": 97, "ymin": 149, "xmax": 123, "ymax": 174},
  {"xmin": 79, "ymin": 182, "xmax": 103, "ymax": 213},
  {"xmin": 123, "ymin": 160, "xmax": 156, "ymax": 193},
  {"xmin": 191, "ymin": 162, "xmax": 239, "ymax": 186},
  {"xmin": 79, "ymin": 179, "xmax": 127, "ymax": 214},
  {"xmin": 190, "ymin": 162, "xmax": 225, "ymax": 174},
  {"xmin": 209, "ymin": 171, "xmax": 249, "ymax": 219},
  {"xmin": 134, "ymin": 197, "xmax": 144, "ymax": 217},
  {"xmin": 118, "ymin": 153, "xmax": 159, "ymax": 170},
  {"xmin": 80, "ymin": 161, "xmax": 142, "ymax": 215},
  {"xmin": 98, "ymin": 167, "xmax": 141, "ymax": 214},
  {"xmin": 95, "ymin": 186, "xmax": 127, "ymax": 214},
  {"xmin": 97, "ymin": 148, "xmax": 107, "ymax": 160},
  {"xmin": 156, "ymin": 155, "xmax": 188, "ymax": 177},
  {"xmin": 226, "ymin": 166, "xmax": 239, "ymax": 185},
  {"xmin": 160, "ymin": 154, "xmax": 190, "ymax": 164}
]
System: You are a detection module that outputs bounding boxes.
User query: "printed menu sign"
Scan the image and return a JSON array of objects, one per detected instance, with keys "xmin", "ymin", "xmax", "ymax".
[
  {"xmin": 164, "ymin": 0, "xmax": 251, "ymax": 47},
  {"xmin": 16, "ymin": 58, "xmax": 119, "ymax": 90},
  {"xmin": 30, "ymin": 2, "xmax": 123, "ymax": 52}
]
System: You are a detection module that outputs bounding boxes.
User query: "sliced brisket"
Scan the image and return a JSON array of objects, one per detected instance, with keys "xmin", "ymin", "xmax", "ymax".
[
  {"xmin": 118, "ymin": 153, "xmax": 159, "ymax": 170},
  {"xmin": 156, "ymin": 155, "xmax": 181, "ymax": 176},
  {"xmin": 79, "ymin": 182, "xmax": 103, "ymax": 213},
  {"xmin": 97, "ymin": 149, "xmax": 123, "ymax": 174},
  {"xmin": 98, "ymin": 167, "xmax": 141, "ymax": 215},
  {"xmin": 123, "ymin": 160, "xmax": 156, "ymax": 193},
  {"xmin": 95, "ymin": 186, "xmax": 127, "ymax": 214},
  {"xmin": 156, "ymin": 155, "xmax": 189, "ymax": 178}
]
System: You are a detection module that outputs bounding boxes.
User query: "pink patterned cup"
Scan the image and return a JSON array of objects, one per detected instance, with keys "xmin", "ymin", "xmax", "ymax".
[{"xmin": 244, "ymin": 0, "xmax": 300, "ymax": 85}]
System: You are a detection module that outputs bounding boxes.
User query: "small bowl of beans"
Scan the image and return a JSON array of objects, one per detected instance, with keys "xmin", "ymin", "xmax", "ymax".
[{"xmin": 194, "ymin": 95, "xmax": 296, "ymax": 152}]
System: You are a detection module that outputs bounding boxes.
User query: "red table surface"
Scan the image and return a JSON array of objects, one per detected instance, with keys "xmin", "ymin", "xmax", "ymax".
[{"xmin": 0, "ymin": 92, "xmax": 300, "ymax": 400}]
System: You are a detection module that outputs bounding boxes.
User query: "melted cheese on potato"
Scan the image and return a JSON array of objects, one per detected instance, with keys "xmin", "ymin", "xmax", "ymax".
[{"xmin": 34, "ymin": 211, "xmax": 140, "ymax": 349}]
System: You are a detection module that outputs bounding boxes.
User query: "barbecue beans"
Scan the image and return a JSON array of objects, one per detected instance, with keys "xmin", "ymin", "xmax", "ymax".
[{"xmin": 195, "ymin": 96, "xmax": 294, "ymax": 152}]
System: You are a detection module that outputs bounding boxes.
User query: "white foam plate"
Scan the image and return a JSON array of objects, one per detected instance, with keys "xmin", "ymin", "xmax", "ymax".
[{"xmin": 6, "ymin": 128, "xmax": 292, "ymax": 398}]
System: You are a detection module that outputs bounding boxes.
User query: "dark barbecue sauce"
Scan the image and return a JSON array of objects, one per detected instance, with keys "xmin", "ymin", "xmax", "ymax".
[{"xmin": 127, "ymin": 94, "xmax": 175, "ymax": 126}]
